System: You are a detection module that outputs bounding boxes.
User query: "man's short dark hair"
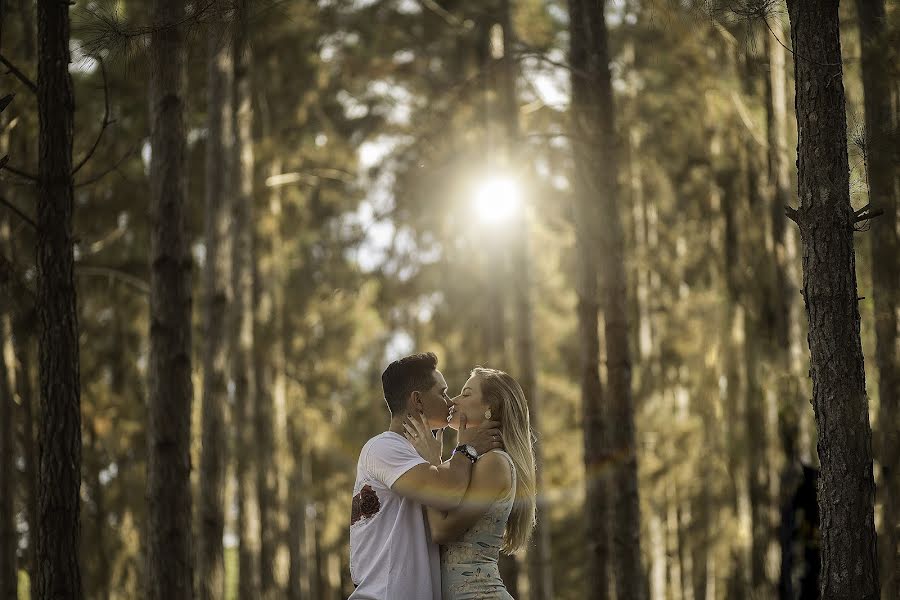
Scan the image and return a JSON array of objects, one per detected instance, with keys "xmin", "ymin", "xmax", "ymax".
[{"xmin": 381, "ymin": 352, "xmax": 439, "ymax": 414}]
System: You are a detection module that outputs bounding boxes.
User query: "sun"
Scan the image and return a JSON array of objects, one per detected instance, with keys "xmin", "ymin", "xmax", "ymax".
[{"xmin": 472, "ymin": 175, "xmax": 522, "ymax": 224}]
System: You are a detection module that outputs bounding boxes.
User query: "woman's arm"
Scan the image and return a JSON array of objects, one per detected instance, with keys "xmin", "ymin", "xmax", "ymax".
[{"xmin": 425, "ymin": 451, "xmax": 512, "ymax": 544}]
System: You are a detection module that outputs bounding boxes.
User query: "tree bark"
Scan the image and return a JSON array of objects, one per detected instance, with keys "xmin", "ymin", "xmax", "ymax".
[
  {"xmin": 146, "ymin": 0, "xmax": 194, "ymax": 597},
  {"xmin": 199, "ymin": 14, "xmax": 234, "ymax": 600},
  {"xmin": 254, "ymin": 201, "xmax": 277, "ymax": 599},
  {"xmin": 0, "ymin": 301, "xmax": 17, "ymax": 600},
  {"xmin": 233, "ymin": 1, "xmax": 260, "ymax": 595},
  {"xmin": 855, "ymin": 2, "xmax": 899, "ymax": 597},
  {"xmin": 494, "ymin": 1, "xmax": 553, "ymax": 596},
  {"xmin": 580, "ymin": 2, "xmax": 645, "ymax": 597},
  {"xmin": 569, "ymin": 0, "xmax": 610, "ymax": 596},
  {"xmin": 785, "ymin": 2, "xmax": 880, "ymax": 597},
  {"xmin": 13, "ymin": 310, "xmax": 37, "ymax": 600},
  {"xmin": 286, "ymin": 417, "xmax": 306, "ymax": 600},
  {"xmin": 36, "ymin": 0, "xmax": 83, "ymax": 596}
]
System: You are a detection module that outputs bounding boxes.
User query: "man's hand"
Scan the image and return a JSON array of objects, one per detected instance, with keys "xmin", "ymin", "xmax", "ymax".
[
  {"xmin": 403, "ymin": 412, "xmax": 443, "ymax": 466},
  {"xmin": 456, "ymin": 414, "xmax": 503, "ymax": 456}
]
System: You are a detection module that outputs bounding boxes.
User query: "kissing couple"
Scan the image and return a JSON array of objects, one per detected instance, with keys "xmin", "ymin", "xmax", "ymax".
[{"xmin": 349, "ymin": 352, "xmax": 537, "ymax": 600}]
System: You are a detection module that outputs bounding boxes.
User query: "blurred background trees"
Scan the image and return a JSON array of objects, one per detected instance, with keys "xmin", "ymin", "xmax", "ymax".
[{"xmin": 0, "ymin": 0, "xmax": 896, "ymax": 598}]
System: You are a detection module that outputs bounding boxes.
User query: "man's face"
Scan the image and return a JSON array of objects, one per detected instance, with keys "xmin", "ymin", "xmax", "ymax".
[{"xmin": 413, "ymin": 370, "xmax": 452, "ymax": 430}]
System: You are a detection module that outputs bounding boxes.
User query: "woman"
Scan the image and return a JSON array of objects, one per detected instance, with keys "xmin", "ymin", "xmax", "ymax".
[{"xmin": 404, "ymin": 367, "xmax": 536, "ymax": 600}]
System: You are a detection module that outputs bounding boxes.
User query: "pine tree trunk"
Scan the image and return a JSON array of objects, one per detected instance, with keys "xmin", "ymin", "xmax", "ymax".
[
  {"xmin": 36, "ymin": 0, "xmax": 83, "ymax": 596},
  {"xmin": 86, "ymin": 423, "xmax": 111, "ymax": 600},
  {"xmin": 855, "ymin": 2, "xmax": 899, "ymax": 596},
  {"xmin": 254, "ymin": 216, "xmax": 277, "ymax": 599},
  {"xmin": 10, "ymin": 5, "xmax": 37, "ymax": 592},
  {"xmin": 583, "ymin": 2, "xmax": 644, "ymax": 597},
  {"xmin": 199, "ymin": 15, "xmax": 234, "ymax": 600},
  {"xmin": 12, "ymin": 310, "xmax": 37, "ymax": 600},
  {"xmin": 233, "ymin": 1, "xmax": 260, "ymax": 595},
  {"xmin": 286, "ymin": 419, "xmax": 306, "ymax": 600},
  {"xmin": 0, "ymin": 303, "xmax": 16, "ymax": 600},
  {"xmin": 267, "ymin": 160, "xmax": 291, "ymax": 591},
  {"xmin": 146, "ymin": 0, "xmax": 194, "ymax": 597},
  {"xmin": 569, "ymin": 0, "xmax": 610, "ymax": 596},
  {"xmin": 785, "ymin": 2, "xmax": 880, "ymax": 597},
  {"xmin": 494, "ymin": 2, "xmax": 549, "ymax": 595},
  {"xmin": 739, "ymin": 41, "xmax": 771, "ymax": 598}
]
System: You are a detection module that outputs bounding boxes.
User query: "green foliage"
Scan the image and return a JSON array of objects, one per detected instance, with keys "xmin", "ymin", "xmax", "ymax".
[{"xmin": 2, "ymin": 0, "xmax": 894, "ymax": 598}]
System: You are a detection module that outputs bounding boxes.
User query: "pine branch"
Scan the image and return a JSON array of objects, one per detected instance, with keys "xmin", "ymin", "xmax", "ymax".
[
  {"xmin": 0, "ymin": 53, "xmax": 37, "ymax": 94},
  {"xmin": 0, "ymin": 154, "xmax": 38, "ymax": 182},
  {"xmin": 73, "ymin": 57, "xmax": 114, "ymax": 175},
  {"xmin": 785, "ymin": 206, "xmax": 799, "ymax": 224},
  {"xmin": 0, "ymin": 195, "xmax": 37, "ymax": 230},
  {"xmin": 75, "ymin": 145, "xmax": 138, "ymax": 188}
]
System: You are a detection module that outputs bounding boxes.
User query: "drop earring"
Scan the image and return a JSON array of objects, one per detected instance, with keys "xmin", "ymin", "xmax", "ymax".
[{"xmin": 484, "ymin": 409, "xmax": 492, "ymax": 420}]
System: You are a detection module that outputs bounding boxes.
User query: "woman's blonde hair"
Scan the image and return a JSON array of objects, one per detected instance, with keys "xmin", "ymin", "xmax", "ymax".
[{"xmin": 472, "ymin": 367, "xmax": 536, "ymax": 555}]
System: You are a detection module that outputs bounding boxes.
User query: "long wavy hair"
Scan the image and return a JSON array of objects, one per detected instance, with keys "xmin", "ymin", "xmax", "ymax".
[{"xmin": 472, "ymin": 367, "xmax": 536, "ymax": 555}]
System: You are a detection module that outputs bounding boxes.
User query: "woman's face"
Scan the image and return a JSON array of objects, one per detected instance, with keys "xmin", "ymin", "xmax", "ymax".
[{"xmin": 447, "ymin": 374, "xmax": 490, "ymax": 431}]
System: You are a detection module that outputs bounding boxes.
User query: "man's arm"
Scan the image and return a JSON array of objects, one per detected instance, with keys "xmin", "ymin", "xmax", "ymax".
[
  {"xmin": 391, "ymin": 452, "xmax": 473, "ymax": 512},
  {"xmin": 392, "ymin": 412, "xmax": 503, "ymax": 511}
]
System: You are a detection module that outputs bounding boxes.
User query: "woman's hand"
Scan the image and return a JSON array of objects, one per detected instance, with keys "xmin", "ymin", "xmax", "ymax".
[{"xmin": 403, "ymin": 411, "xmax": 444, "ymax": 466}]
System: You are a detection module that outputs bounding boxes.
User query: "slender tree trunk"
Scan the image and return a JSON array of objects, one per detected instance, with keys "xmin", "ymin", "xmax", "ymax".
[
  {"xmin": 146, "ymin": 0, "xmax": 194, "ymax": 597},
  {"xmin": 36, "ymin": 0, "xmax": 83, "ymax": 596},
  {"xmin": 739, "ymin": 41, "xmax": 771, "ymax": 598},
  {"xmin": 12, "ymin": 310, "xmax": 37, "ymax": 600},
  {"xmin": 582, "ymin": 2, "xmax": 645, "ymax": 597},
  {"xmin": 233, "ymin": 1, "xmax": 260, "ymax": 595},
  {"xmin": 785, "ymin": 2, "xmax": 880, "ymax": 597},
  {"xmin": 254, "ymin": 208, "xmax": 277, "ymax": 599},
  {"xmin": 0, "ymin": 302, "xmax": 16, "ymax": 600},
  {"xmin": 764, "ymin": 25, "xmax": 809, "ymax": 598},
  {"xmin": 199, "ymin": 14, "xmax": 234, "ymax": 600},
  {"xmin": 286, "ymin": 417, "xmax": 306, "ymax": 600},
  {"xmin": 855, "ymin": 2, "xmax": 899, "ymax": 597},
  {"xmin": 267, "ymin": 160, "xmax": 291, "ymax": 591},
  {"xmin": 494, "ymin": 3, "xmax": 541, "ymax": 595},
  {"xmin": 86, "ymin": 423, "xmax": 111, "ymax": 600},
  {"xmin": 569, "ymin": 0, "xmax": 610, "ymax": 596},
  {"xmin": 0, "ymin": 15, "xmax": 13, "ymax": 590}
]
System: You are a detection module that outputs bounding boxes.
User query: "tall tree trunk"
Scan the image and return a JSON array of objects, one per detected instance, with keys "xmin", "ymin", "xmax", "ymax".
[
  {"xmin": 146, "ymin": 0, "xmax": 194, "ymax": 597},
  {"xmin": 286, "ymin": 417, "xmax": 306, "ymax": 600},
  {"xmin": 495, "ymin": 1, "xmax": 552, "ymax": 597},
  {"xmin": 267, "ymin": 160, "xmax": 291, "ymax": 591},
  {"xmin": 739, "ymin": 40, "xmax": 771, "ymax": 598},
  {"xmin": 36, "ymin": 0, "xmax": 83, "ymax": 596},
  {"xmin": 0, "ymin": 300, "xmax": 16, "ymax": 600},
  {"xmin": 785, "ymin": 2, "xmax": 880, "ymax": 597},
  {"xmin": 582, "ymin": 2, "xmax": 645, "ymax": 597},
  {"xmin": 233, "ymin": 1, "xmax": 259, "ymax": 595},
  {"xmin": 764, "ymin": 24, "xmax": 809, "ymax": 598},
  {"xmin": 199, "ymin": 14, "xmax": 234, "ymax": 600},
  {"xmin": 85, "ymin": 422, "xmax": 111, "ymax": 600},
  {"xmin": 855, "ymin": 2, "xmax": 899, "ymax": 597},
  {"xmin": 254, "ymin": 209, "xmax": 276, "ymax": 599},
  {"xmin": 0, "ymin": 13, "xmax": 13, "ymax": 591},
  {"xmin": 569, "ymin": 0, "xmax": 610, "ymax": 596},
  {"xmin": 13, "ymin": 310, "xmax": 37, "ymax": 600},
  {"xmin": 11, "ymin": 5, "xmax": 38, "ymax": 593}
]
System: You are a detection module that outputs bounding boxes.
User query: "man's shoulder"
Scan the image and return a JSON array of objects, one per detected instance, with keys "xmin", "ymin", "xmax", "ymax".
[{"xmin": 360, "ymin": 432, "xmax": 407, "ymax": 461}]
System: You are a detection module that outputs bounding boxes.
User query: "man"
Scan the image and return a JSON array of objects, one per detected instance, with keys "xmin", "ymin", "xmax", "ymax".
[{"xmin": 349, "ymin": 352, "xmax": 502, "ymax": 599}]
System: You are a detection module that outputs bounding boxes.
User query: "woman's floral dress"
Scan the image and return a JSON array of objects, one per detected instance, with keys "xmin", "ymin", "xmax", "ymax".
[{"xmin": 440, "ymin": 450, "xmax": 517, "ymax": 600}]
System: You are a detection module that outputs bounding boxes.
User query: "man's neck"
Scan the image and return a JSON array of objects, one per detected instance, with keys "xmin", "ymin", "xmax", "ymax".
[{"xmin": 387, "ymin": 416, "xmax": 406, "ymax": 436}]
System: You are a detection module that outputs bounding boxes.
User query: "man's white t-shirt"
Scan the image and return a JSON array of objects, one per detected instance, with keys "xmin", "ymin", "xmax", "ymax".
[{"xmin": 349, "ymin": 432, "xmax": 441, "ymax": 600}]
